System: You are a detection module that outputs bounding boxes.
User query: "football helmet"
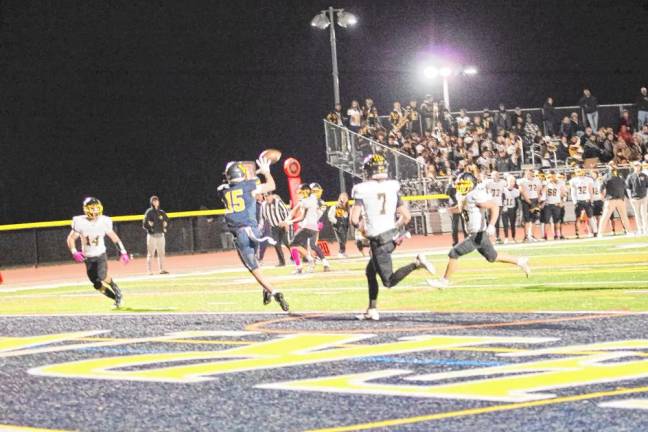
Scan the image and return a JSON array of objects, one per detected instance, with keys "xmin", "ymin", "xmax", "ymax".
[
  {"xmin": 575, "ymin": 167, "xmax": 585, "ymax": 177},
  {"xmin": 224, "ymin": 161, "xmax": 247, "ymax": 183},
  {"xmin": 309, "ymin": 182, "xmax": 323, "ymax": 199},
  {"xmin": 363, "ymin": 153, "xmax": 389, "ymax": 179},
  {"xmin": 547, "ymin": 171, "xmax": 558, "ymax": 182},
  {"xmin": 297, "ymin": 183, "xmax": 311, "ymax": 199},
  {"xmin": 83, "ymin": 197, "xmax": 103, "ymax": 219},
  {"xmin": 455, "ymin": 172, "xmax": 477, "ymax": 196},
  {"xmin": 534, "ymin": 170, "xmax": 545, "ymax": 181}
]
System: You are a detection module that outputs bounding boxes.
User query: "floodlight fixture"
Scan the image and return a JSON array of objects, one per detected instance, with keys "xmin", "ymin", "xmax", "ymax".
[
  {"xmin": 311, "ymin": 12, "xmax": 330, "ymax": 29},
  {"xmin": 336, "ymin": 10, "xmax": 357, "ymax": 28}
]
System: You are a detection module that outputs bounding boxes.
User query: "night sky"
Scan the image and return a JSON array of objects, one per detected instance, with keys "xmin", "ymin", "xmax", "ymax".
[{"xmin": 1, "ymin": 0, "xmax": 646, "ymax": 224}]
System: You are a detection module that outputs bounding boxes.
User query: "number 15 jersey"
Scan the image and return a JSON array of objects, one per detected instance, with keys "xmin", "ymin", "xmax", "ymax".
[{"xmin": 351, "ymin": 179, "xmax": 402, "ymax": 237}]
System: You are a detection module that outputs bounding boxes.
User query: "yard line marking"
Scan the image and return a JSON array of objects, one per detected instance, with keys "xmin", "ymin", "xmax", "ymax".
[
  {"xmin": 0, "ymin": 425, "xmax": 74, "ymax": 432},
  {"xmin": 306, "ymin": 385, "xmax": 648, "ymax": 432},
  {"xmin": 244, "ymin": 311, "xmax": 631, "ymax": 334}
]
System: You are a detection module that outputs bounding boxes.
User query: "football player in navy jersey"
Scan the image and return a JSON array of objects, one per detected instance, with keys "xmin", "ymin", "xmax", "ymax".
[{"xmin": 218, "ymin": 158, "xmax": 289, "ymax": 311}]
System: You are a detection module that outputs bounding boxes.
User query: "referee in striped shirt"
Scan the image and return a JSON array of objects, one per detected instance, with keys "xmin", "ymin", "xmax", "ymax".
[{"xmin": 260, "ymin": 193, "xmax": 292, "ymax": 266}]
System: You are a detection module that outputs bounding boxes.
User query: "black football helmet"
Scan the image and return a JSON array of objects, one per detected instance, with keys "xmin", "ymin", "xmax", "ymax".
[
  {"xmin": 224, "ymin": 161, "xmax": 247, "ymax": 183},
  {"xmin": 363, "ymin": 153, "xmax": 389, "ymax": 179},
  {"xmin": 83, "ymin": 197, "xmax": 103, "ymax": 219},
  {"xmin": 297, "ymin": 183, "xmax": 311, "ymax": 199}
]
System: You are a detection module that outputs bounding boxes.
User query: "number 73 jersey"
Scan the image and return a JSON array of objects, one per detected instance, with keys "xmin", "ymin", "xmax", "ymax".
[
  {"xmin": 71, "ymin": 215, "xmax": 113, "ymax": 258},
  {"xmin": 351, "ymin": 179, "xmax": 402, "ymax": 237}
]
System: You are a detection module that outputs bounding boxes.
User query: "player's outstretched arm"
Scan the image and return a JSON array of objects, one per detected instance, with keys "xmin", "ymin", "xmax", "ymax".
[
  {"xmin": 107, "ymin": 230, "xmax": 130, "ymax": 264},
  {"xmin": 255, "ymin": 157, "xmax": 276, "ymax": 194}
]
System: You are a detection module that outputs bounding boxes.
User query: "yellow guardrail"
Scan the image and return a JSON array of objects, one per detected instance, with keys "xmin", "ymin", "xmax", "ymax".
[{"xmin": 0, "ymin": 194, "xmax": 448, "ymax": 232}]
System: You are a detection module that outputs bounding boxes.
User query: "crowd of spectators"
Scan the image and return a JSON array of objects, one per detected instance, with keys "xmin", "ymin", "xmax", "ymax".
[{"xmin": 326, "ymin": 87, "xmax": 648, "ymax": 178}]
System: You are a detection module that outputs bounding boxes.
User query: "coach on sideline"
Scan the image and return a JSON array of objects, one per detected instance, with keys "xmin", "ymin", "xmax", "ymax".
[
  {"xmin": 597, "ymin": 162, "xmax": 631, "ymax": 237},
  {"xmin": 143, "ymin": 195, "xmax": 170, "ymax": 274},
  {"xmin": 626, "ymin": 161, "xmax": 648, "ymax": 235}
]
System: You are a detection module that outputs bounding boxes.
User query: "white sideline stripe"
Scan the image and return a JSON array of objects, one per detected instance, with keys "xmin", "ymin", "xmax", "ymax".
[
  {"xmin": 3, "ymin": 277, "xmax": 648, "ymax": 301},
  {"xmin": 0, "ymin": 236, "xmax": 642, "ymax": 293},
  {"xmin": 599, "ymin": 399, "xmax": 648, "ymax": 410},
  {"xmin": 1, "ymin": 310, "xmax": 646, "ymax": 318}
]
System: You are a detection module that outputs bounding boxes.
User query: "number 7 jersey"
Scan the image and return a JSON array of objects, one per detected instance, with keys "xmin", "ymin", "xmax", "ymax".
[{"xmin": 351, "ymin": 179, "xmax": 402, "ymax": 237}]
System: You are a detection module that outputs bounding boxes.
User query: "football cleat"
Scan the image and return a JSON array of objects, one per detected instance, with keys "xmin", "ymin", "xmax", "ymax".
[
  {"xmin": 323, "ymin": 265, "xmax": 331, "ymax": 272},
  {"xmin": 415, "ymin": 254, "xmax": 436, "ymax": 276},
  {"xmin": 113, "ymin": 290, "xmax": 123, "ymax": 309},
  {"xmin": 356, "ymin": 308, "xmax": 380, "ymax": 321},
  {"xmin": 263, "ymin": 290, "xmax": 272, "ymax": 306},
  {"xmin": 292, "ymin": 267, "xmax": 304, "ymax": 275},
  {"xmin": 427, "ymin": 278, "xmax": 449, "ymax": 289},
  {"xmin": 518, "ymin": 257, "xmax": 530, "ymax": 278},
  {"xmin": 273, "ymin": 292, "xmax": 289, "ymax": 312}
]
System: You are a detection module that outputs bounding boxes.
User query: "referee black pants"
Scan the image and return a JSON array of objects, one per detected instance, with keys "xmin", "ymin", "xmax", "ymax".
[{"xmin": 270, "ymin": 225, "xmax": 290, "ymax": 265}]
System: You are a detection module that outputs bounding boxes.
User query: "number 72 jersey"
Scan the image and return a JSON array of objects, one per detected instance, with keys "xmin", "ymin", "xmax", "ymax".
[{"xmin": 351, "ymin": 179, "xmax": 402, "ymax": 237}]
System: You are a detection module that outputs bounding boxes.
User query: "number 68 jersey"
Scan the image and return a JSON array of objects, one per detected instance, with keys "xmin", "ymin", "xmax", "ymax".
[
  {"xmin": 351, "ymin": 179, "xmax": 401, "ymax": 237},
  {"xmin": 71, "ymin": 215, "xmax": 113, "ymax": 257}
]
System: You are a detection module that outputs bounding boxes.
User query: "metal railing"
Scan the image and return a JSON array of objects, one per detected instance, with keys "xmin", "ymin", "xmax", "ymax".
[{"xmin": 324, "ymin": 120, "xmax": 426, "ymax": 180}]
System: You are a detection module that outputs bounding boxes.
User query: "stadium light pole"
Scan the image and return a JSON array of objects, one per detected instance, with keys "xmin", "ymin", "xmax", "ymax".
[
  {"xmin": 423, "ymin": 66, "xmax": 478, "ymax": 112},
  {"xmin": 311, "ymin": 6, "xmax": 358, "ymax": 193}
]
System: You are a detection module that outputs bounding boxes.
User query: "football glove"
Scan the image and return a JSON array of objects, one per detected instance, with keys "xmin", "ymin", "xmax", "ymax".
[
  {"xmin": 120, "ymin": 252, "xmax": 131, "ymax": 265},
  {"xmin": 72, "ymin": 251, "xmax": 86, "ymax": 263},
  {"xmin": 255, "ymin": 157, "xmax": 271, "ymax": 175}
]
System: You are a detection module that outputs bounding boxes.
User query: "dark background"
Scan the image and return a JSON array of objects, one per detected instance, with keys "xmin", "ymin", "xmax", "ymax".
[{"xmin": 0, "ymin": 0, "xmax": 646, "ymax": 224}]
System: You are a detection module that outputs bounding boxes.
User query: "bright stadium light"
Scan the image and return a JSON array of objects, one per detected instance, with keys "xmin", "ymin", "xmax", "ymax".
[
  {"xmin": 336, "ymin": 10, "xmax": 357, "ymax": 28},
  {"xmin": 423, "ymin": 66, "xmax": 439, "ymax": 79},
  {"xmin": 421, "ymin": 64, "xmax": 478, "ymax": 111},
  {"xmin": 310, "ymin": 12, "xmax": 330, "ymax": 29},
  {"xmin": 312, "ymin": 6, "xmax": 358, "ymax": 193}
]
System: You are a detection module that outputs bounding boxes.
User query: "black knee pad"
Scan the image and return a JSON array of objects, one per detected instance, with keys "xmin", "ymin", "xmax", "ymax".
[
  {"xmin": 93, "ymin": 280, "xmax": 103, "ymax": 290},
  {"xmin": 448, "ymin": 248, "xmax": 460, "ymax": 259},
  {"xmin": 486, "ymin": 253, "xmax": 498, "ymax": 263}
]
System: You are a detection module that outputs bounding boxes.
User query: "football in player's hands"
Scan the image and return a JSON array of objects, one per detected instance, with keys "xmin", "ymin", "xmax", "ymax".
[{"xmin": 259, "ymin": 149, "xmax": 282, "ymax": 164}]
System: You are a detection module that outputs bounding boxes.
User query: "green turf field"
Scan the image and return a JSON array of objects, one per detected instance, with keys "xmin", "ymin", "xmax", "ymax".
[{"xmin": 2, "ymin": 236, "xmax": 647, "ymax": 315}]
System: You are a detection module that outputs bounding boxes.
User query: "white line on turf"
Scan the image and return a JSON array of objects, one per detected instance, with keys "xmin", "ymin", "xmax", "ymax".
[{"xmin": 0, "ymin": 236, "xmax": 642, "ymax": 293}]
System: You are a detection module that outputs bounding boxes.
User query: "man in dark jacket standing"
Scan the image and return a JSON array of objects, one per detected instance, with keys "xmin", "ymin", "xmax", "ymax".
[
  {"xmin": 636, "ymin": 87, "xmax": 648, "ymax": 129},
  {"xmin": 579, "ymin": 88, "xmax": 599, "ymax": 132},
  {"xmin": 542, "ymin": 97, "xmax": 556, "ymax": 136},
  {"xmin": 597, "ymin": 163, "xmax": 630, "ymax": 237},
  {"xmin": 143, "ymin": 195, "xmax": 170, "ymax": 274},
  {"xmin": 626, "ymin": 161, "xmax": 648, "ymax": 235}
]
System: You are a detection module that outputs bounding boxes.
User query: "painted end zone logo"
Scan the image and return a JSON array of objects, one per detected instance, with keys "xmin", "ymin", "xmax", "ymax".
[{"xmin": 2, "ymin": 332, "xmax": 648, "ymax": 403}]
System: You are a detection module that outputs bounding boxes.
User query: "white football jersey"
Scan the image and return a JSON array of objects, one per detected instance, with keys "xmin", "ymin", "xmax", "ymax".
[
  {"xmin": 71, "ymin": 215, "xmax": 113, "ymax": 257},
  {"xmin": 460, "ymin": 183, "xmax": 491, "ymax": 234},
  {"xmin": 485, "ymin": 179, "xmax": 507, "ymax": 206},
  {"xmin": 570, "ymin": 176, "xmax": 593, "ymax": 201},
  {"xmin": 503, "ymin": 187, "xmax": 520, "ymax": 209},
  {"xmin": 544, "ymin": 181, "xmax": 563, "ymax": 205},
  {"xmin": 592, "ymin": 178, "xmax": 603, "ymax": 201},
  {"xmin": 518, "ymin": 178, "xmax": 542, "ymax": 199},
  {"xmin": 298, "ymin": 195, "xmax": 321, "ymax": 231},
  {"xmin": 352, "ymin": 179, "xmax": 401, "ymax": 237}
]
